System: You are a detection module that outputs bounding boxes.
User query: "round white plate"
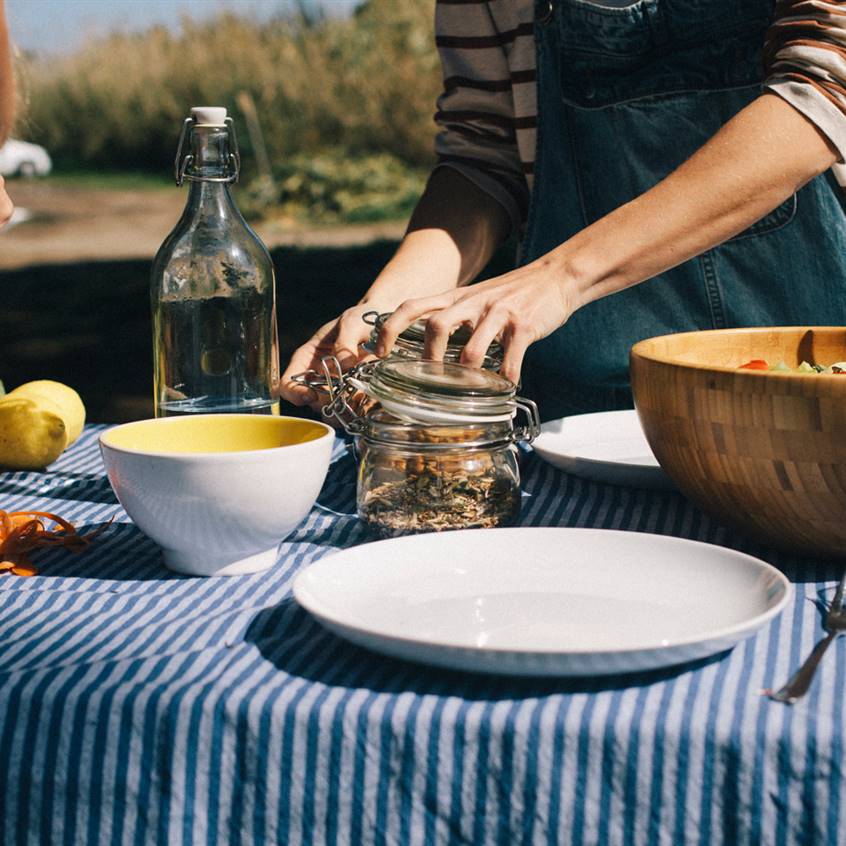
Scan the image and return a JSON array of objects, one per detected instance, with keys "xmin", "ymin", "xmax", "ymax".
[
  {"xmin": 532, "ymin": 409, "xmax": 673, "ymax": 490},
  {"xmin": 293, "ymin": 528, "xmax": 791, "ymax": 677}
]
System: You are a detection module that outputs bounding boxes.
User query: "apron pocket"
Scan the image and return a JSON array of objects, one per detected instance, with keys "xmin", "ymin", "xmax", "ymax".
[
  {"xmin": 567, "ymin": 84, "xmax": 797, "ymax": 242},
  {"xmin": 728, "ymin": 194, "xmax": 797, "ymax": 241}
]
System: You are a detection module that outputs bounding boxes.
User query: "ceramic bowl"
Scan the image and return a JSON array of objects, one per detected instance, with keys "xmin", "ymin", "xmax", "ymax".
[
  {"xmin": 630, "ymin": 327, "xmax": 846, "ymax": 557},
  {"xmin": 100, "ymin": 414, "xmax": 334, "ymax": 576}
]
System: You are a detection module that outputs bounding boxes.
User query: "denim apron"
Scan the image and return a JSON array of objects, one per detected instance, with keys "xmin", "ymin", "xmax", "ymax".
[{"xmin": 520, "ymin": 0, "xmax": 846, "ymax": 421}]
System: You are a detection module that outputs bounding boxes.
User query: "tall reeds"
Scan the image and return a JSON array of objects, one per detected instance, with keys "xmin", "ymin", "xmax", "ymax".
[{"xmin": 17, "ymin": 0, "xmax": 440, "ymax": 176}]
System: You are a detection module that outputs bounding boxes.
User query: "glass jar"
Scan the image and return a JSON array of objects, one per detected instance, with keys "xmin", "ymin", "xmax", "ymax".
[
  {"xmin": 301, "ymin": 357, "xmax": 539, "ymax": 538},
  {"xmin": 361, "ymin": 311, "xmax": 504, "ymax": 371},
  {"xmin": 357, "ymin": 410, "xmax": 521, "ymax": 537}
]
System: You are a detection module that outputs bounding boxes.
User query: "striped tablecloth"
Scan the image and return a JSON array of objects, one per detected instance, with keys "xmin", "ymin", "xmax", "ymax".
[{"xmin": 0, "ymin": 425, "xmax": 843, "ymax": 846}]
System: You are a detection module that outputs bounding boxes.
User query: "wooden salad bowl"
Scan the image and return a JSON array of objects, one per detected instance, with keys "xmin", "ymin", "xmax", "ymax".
[{"xmin": 630, "ymin": 327, "xmax": 846, "ymax": 558}]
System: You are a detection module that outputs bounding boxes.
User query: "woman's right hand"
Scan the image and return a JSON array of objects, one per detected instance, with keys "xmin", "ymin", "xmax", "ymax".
[{"xmin": 279, "ymin": 303, "xmax": 379, "ymax": 410}]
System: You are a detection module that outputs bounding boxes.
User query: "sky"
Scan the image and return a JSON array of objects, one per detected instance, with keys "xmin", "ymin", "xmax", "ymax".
[{"xmin": 7, "ymin": 0, "xmax": 360, "ymax": 55}]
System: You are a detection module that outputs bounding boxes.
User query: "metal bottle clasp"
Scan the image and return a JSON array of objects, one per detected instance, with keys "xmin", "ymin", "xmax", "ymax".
[{"xmin": 175, "ymin": 116, "xmax": 241, "ymax": 186}]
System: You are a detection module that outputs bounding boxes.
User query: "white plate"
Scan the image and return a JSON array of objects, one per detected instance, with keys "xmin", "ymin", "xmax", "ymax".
[
  {"xmin": 293, "ymin": 528, "xmax": 791, "ymax": 677},
  {"xmin": 532, "ymin": 409, "xmax": 673, "ymax": 490}
]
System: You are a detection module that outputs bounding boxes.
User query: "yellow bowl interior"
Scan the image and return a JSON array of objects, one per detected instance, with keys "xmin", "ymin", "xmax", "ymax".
[{"xmin": 101, "ymin": 415, "xmax": 328, "ymax": 454}]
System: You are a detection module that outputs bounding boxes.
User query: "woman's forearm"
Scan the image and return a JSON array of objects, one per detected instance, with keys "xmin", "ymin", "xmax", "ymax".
[
  {"xmin": 559, "ymin": 93, "xmax": 839, "ymax": 308},
  {"xmin": 0, "ymin": 0, "xmax": 14, "ymax": 144},
  {"xmin": 360, "ymin": 166, "xmax": 511, "ymax": 309},
  {"xmin": 376, "ymin": 92, "xmax": 842, "ymax": 382}
]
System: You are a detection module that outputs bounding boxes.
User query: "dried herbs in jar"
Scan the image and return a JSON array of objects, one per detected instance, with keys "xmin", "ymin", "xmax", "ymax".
[{"xmin": 357, "ymin": 413, "xmax": 522, "ymax": 537}]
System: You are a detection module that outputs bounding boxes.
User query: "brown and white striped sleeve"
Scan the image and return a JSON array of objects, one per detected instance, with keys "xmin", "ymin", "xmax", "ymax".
[
  {"xmin": 433, "ymin": 1, "xmax": 532, "ymax": 234},
  {"xmin": 763, "ymin": 0, "xmax": 846, "ymax": 181}
]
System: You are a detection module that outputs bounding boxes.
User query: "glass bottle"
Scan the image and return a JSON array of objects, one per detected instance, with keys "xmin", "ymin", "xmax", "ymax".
[{"xmin": 151, "ymin": 106, "xmax": 279, "ymax": 417}]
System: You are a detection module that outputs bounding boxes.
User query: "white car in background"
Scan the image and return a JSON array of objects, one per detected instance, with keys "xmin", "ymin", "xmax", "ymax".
[{"xmin": 0, "ymin": 139, "xmax": 52, "ymax": 177}]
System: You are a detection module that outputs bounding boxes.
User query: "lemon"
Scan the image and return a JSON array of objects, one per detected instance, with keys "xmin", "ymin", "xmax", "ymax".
[
  {"xmin": 0, "ymin": 396, "xmax": 67, "ymax": 470},
  {"xmin": 9, "ymin": 380, "xmax": 86, "ymax": 445}
]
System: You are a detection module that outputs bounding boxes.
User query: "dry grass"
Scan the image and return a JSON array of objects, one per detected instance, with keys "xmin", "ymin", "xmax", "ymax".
[{"xmin": 16, "ymin": 0, "xmax": 441, "ymax": 176}]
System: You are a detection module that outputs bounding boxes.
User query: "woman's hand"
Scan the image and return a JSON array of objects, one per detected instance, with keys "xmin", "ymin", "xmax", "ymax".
[
  {"xmin": 376, "ymin": 253, "xmax": 574, "ymax": 385},
  {"xmin": 0, "ymin": 176, "xmax": 13, "ymax": 227},
  {"xmin": 279, "ymin": 303, "xmax": 378, "ymax": 410},
  {"xmin": 279, "ymin": 167, "xmax": 513, "ymax": 408}
]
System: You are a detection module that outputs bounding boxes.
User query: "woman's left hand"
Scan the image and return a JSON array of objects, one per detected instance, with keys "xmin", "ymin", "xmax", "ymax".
[{"xmin": 375, "ymin": 253, "xmax": 574, "ymax": 385}]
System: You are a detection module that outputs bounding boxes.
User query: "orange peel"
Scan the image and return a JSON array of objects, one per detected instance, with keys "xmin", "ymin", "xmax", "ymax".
[{"xmin": 0, "ymin": 510, "xmax": 111, "ymax": 577}]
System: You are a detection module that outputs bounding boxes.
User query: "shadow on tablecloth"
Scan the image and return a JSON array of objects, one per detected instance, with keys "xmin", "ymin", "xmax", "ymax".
[
  {"xmin": 0, "ymin": 470, "xmax": 119, "ymax": 505},
  {"xmin": 242, "ymin": 598, "xmax": 730, "ymax": 699},
  {"xmin": 26, "ymin": 520, "xmax": 176, "ymax": 580}
]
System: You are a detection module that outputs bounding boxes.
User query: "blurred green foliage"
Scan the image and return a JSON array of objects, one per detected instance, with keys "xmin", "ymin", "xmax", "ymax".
[
  {"xmin": 240, "ymin": 151, "xmax": 428, "ymax": 222},
  {"xmin": 16, "ymin": 0, "xmax": 441, "ymax": 222}
]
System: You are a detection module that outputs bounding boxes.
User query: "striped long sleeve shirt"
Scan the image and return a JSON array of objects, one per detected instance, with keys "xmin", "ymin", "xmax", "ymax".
[{"xmin": 434, "ymin": 0, "xmax": 846, "ymax": 234}]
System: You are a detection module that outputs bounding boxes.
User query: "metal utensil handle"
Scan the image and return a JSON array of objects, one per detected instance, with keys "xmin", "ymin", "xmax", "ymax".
[
  {"xmin": 768, "ymin": 569, "xmax": 846, "ymax": 704},
  {"xmin": 767, "ymin": 632, "xmax": 839, "ymax": 704}
]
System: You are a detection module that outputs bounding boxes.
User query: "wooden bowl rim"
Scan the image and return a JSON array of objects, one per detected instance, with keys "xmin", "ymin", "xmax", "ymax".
[{"xmin": 630, "ymin": 326, "xmax": 846, "ymax": 383}]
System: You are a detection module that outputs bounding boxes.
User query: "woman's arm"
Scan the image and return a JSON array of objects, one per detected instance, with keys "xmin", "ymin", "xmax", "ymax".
[
  {"xmin": 0, "ymin": 0, "xmax": 12, "ymax": 144},
  {"xmin": 278, "ymin": 167, "xmax": 509, "ymax": 406},
  {"xmin": 0, "ymin": 0, "xmax": 14, "ymax": 227},
  {"xmin": 379, "ymin": 1, "xmax": 846, "ymax": 384},
  {"xmin": 279, "ymin": 0, "xmax": 524, "ymax": 407},
  {"xmin": 368, "ymin": 167, "xmax": 511, "ymax": 302},
  {"xmin": 376, "ymin": 92, "xmax": 839, "ymax": 384},
  {"xmin": 565, "ymin": 93, "xmax": 837, "ymax": 305}
]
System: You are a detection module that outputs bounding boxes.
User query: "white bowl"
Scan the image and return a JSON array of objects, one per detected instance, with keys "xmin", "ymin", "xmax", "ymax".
[{"xmin": 100, "ymin": 414, "xmax": 334, "ymax": 577}]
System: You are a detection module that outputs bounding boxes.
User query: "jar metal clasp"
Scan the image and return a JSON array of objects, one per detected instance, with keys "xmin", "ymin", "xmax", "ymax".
[
  {"xmin": 290, "ymin": 355, "xmax": 374, "ymax": 434},
  {"xmin": 514, "ymin": 398, "xmax": 541, "ymax": 443},
  {"xmin": 293, "ymin": 355, "xmax": 541, "ymax": 440}
]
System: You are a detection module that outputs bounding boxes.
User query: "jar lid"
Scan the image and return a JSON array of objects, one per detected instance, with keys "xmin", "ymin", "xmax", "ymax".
[
  {"xmin": 363, "ymin": 311, "xmax": 504, "ymax": 365},
  {"xmin": 291, "ymin": 355, "xmax": 540, "ymax": 440},
  {"xmin": 363, "ymin": 359, "xmax": 517, "ymax": 424}
]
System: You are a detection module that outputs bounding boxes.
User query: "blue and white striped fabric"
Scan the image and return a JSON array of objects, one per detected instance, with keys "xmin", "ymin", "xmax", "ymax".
[{"xmin": 1, "ymin": 425, "xmax": 843, "ymax": 846}]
